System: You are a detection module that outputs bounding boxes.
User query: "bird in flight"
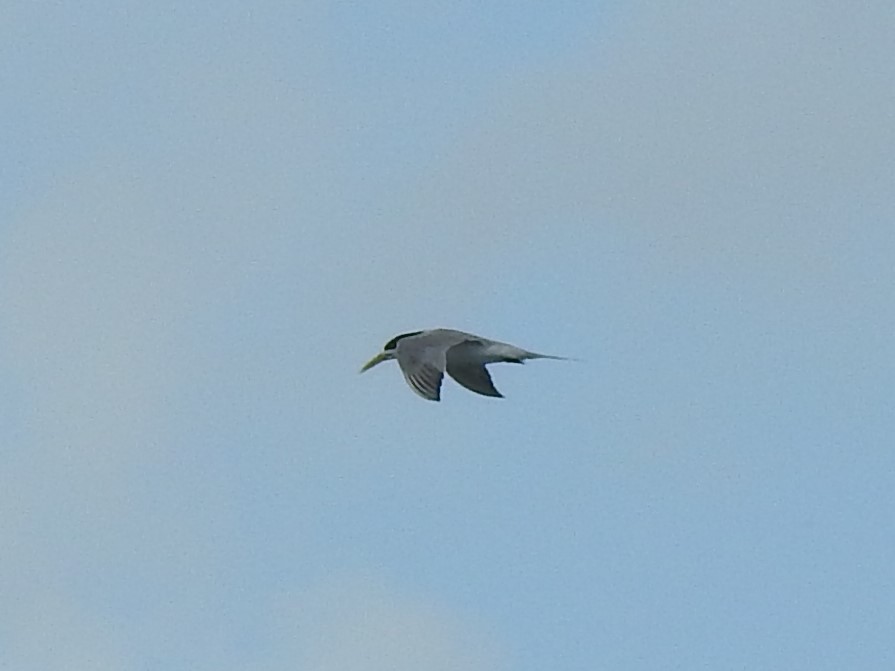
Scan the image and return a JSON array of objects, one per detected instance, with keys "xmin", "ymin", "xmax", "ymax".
[{"xmin": 360, "ymin": 328, "xmax": 567, "ymax": 401}]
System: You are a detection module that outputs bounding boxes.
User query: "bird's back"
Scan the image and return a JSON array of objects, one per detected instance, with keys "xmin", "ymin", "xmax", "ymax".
[{"xmin": 401, "ymin": 329, "xmax": 481, "ymax": 351}]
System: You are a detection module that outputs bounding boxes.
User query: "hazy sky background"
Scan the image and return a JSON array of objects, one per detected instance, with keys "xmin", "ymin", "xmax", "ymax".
[{"xmin": 2, "ymin": 1, "xmax": 894, "ymax": 669}]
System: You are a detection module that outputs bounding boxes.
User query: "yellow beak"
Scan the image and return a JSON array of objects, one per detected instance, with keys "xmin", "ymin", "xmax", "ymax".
[{"xmin": 359, "ymin": 352, "xmax": 388, "ymax": 373}]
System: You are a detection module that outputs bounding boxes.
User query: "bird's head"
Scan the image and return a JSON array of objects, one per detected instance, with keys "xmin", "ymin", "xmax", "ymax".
[{"xmin": 359, "ymin": 331, "xmax": 423, "ymax": 372}]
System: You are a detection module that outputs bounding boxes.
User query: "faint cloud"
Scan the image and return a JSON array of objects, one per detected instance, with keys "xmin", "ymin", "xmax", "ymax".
[
  {"xmin": 0, "ymin": 581, "xmax": 130, "ymax": 671},
  {"xmin": 0, "ymin": 162, "xmax": 192, "ymax": 472},
  {"xmin": 266, "ymin": 574, "xmax": 506, "ymax": 671},
  {"xmin": 428, "ymin": 0, "xmax": 894, "ymax": 284}
]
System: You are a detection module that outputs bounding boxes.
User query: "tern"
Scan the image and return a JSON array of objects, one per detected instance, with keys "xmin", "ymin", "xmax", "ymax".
[{"xmin": 360, "ymin": 328, "xmax": 566, "ymax": 401}]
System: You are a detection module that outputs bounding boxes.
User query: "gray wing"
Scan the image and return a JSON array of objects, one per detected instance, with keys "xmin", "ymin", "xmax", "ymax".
[
  {"xmin": 395, "ymin": 338, "xmax": 446, "ymax": 401},
  {"xmin": 445, "ymin": 341, "xmax": 503, "ymax": 398}
]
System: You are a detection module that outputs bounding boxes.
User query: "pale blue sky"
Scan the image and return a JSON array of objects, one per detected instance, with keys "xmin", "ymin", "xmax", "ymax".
[{"xmin": 2, "ymin": 1, "xmax": 894, "ymax": 669}]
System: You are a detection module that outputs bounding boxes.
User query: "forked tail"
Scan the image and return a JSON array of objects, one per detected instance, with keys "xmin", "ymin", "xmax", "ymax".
[{"xmin": 523, "ymin": 351, "xmax": 575, "ymax": 362}]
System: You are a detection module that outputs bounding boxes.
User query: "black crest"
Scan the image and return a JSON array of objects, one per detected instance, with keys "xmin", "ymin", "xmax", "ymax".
[{"xmin": 383, "ymin": 331, "xmax": 423, "ymax": 351}]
